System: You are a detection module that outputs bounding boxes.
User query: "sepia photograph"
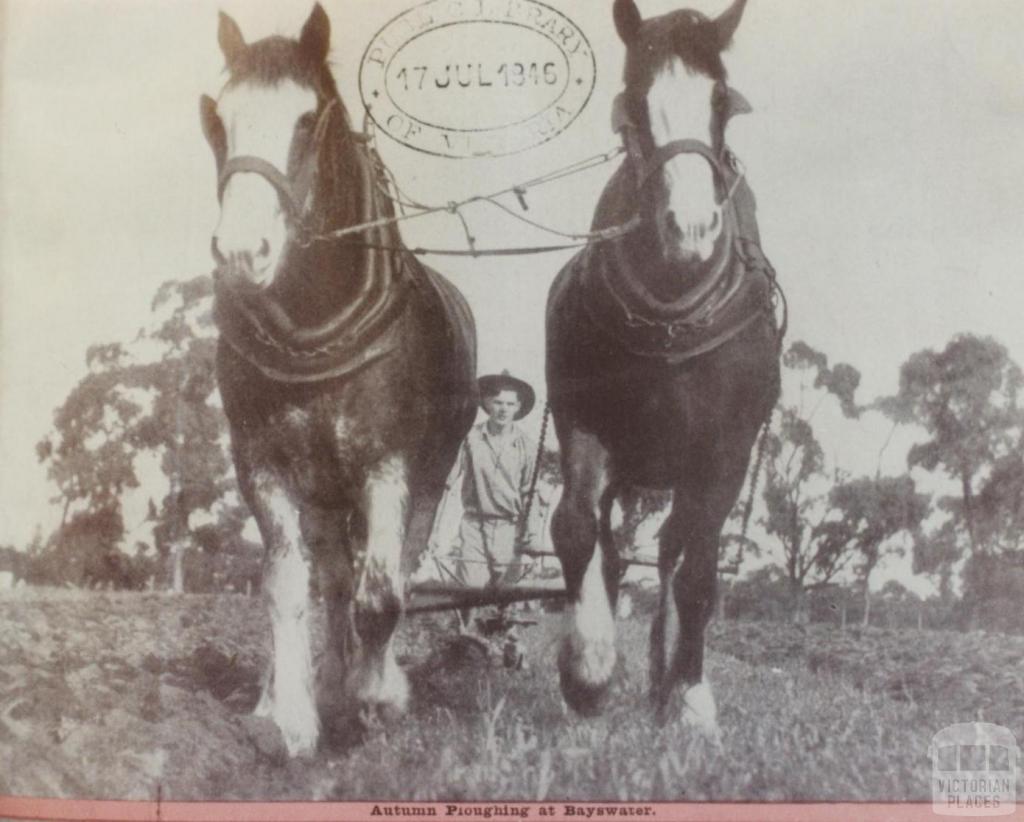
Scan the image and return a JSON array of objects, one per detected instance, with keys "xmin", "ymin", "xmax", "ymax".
[{"xmin": 0, "ymin": 0, "xmax": 1022, "ymax": 816}]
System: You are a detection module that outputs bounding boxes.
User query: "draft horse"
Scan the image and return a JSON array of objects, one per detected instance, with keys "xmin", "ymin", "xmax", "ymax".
[
  {"xmin": 199, "ymin": 5, "xmax": 476, "ymax": 755},
  {"xmin": 547, "ymin": 0, "xmax": 781, "ymax": 734}
]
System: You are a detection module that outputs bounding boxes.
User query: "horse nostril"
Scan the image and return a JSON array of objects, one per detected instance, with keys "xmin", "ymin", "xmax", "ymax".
[
  {"xmin": 211, "ymin": 236, "xmax": 226, "ymax": 265},
  {"xmin": 257, "ymin": 238, "xmax": 271, "ymax": 259}
]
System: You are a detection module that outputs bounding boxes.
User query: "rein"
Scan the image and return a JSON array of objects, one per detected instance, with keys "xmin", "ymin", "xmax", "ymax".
[
  {"xmin": 293, "ymin": 125, "xmax": 745, "ymax": 259},
  {"xmin": 297, "ymin": 140, "xmax": 641, "ymax": 257},
  {"xmin": 214, "ymin": 91, "xmax": 746, "ymax": 261}
]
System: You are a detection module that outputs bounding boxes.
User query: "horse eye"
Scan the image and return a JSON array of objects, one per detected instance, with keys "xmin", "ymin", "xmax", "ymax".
[{"xmin": 296, "ymin": 112, "xmax": 317, "ymax": 132}]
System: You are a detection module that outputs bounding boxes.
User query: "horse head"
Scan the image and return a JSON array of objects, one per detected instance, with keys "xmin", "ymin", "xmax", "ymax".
[
  {"xmin": 200, "ymin": 4, "xmax": 353, "ymax": 289},
  {"xmin": 612, "ymin": 0, "xmax": 752, "ymax": 268}
]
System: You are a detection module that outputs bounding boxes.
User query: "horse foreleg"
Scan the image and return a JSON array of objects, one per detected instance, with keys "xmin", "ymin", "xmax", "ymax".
[
  {"xmin": 250, "ymin": 473, "xmax": 319, "ymax": 756},
  {"xmin": 350, "ymin": 455, "xmax": 409, "ymax": 717},
  {"xmin": 305, "ymin": 506, "xmax": 358, "ymax": 733},
  {"xmin": 553, "ymin": 428, "xmax": 617, "ymax": 715},
  {"xmin": 651, "ymin": 452, "xmax": 749, "ymax": 738},
  {"xmin": 651, "ymin": 502, "xmax": 720, "ymax": 737}
]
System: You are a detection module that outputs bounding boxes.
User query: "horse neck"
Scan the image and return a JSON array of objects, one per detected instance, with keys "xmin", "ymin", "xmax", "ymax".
[{"xmin": 271, "ymin": 119, "xmax": 401, "ymax": 327}]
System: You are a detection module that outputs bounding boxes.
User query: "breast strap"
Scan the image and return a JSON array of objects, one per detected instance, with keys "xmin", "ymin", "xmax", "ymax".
[{"xmin": 578, "ymin": 234, "xmax": 777, "ymax": 365}]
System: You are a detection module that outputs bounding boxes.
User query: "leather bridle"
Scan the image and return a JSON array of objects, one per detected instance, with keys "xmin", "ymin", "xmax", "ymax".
[
  {"xmin": 612, "ymin": 90, "xmax": 746, "ymax": 211},
  {"xmin": 214, "ymin": 97, "xmax": 339, "ymax": 233}
]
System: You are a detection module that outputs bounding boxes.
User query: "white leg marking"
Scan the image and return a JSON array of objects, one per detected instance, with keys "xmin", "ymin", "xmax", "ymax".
[
  {"xmin": 681, "ymin": 680, "xmax": 720, "ymax": 741},
  {"xmin": 351, "ymin": 456, "xmax": 410, "ymax": 711},
  {"xmin": 258, "ymin": 482, "xmax": 319, "ymax": 756},
  {"xmin": 662, "ymin": 558, "xmax": 682, "ymax": 672},
  {"xmin": 564, "ymin": 548, "xmax": 617, "ymax": 687},
  {"xmin": 253, "ymin": 666, "xmax": 272, "ymax": 718}
]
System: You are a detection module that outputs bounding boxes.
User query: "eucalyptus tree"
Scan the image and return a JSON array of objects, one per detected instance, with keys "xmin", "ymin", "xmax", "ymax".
[
  {"xmin": 878, "ymin": 333, "xmax": 1024, "ymax": 596},
  {"xmin": 37, "ymin": 276, "xmax": 242, "ymax": 591},
  {"xmin": 760, "ymin": 342, "xmax": 864, "ymax": 618}
]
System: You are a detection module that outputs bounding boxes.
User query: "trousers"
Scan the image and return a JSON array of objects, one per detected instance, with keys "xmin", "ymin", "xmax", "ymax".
[{"xmin": 452, "ymin": 515, "xmax": 527, "ymax": 588}]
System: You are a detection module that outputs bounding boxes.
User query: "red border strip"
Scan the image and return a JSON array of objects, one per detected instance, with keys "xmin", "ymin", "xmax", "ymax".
[{"xmin": 3, "ymin": 799, "xmax": 1021, "ymax": 822}]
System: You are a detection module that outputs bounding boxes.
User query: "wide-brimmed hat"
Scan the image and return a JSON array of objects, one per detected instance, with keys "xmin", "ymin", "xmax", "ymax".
[{"xmin": 478, "ymin": 370, "xmax": 535, "ymax": 420}]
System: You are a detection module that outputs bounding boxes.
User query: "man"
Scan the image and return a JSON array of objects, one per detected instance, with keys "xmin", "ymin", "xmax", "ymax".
[{"xmin": 429, "ymin": 371, "xmax": 539, "ymax": 590}]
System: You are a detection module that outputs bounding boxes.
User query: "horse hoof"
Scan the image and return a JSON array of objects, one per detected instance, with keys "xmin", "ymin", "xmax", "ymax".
[
  {"xmin": 680, "ymin": 681, "xmax": 720, "ymax": 741},
  {"xmin": 558, "ymin": 639, "xmax": 614, "ymax": 716},
  {"xmin": 353, "ymin": 660, "xmax": 409, "ymax": 718},
  {"xmin": 245, "ymin": 710, "xmax": 318, "ymax": 760}
]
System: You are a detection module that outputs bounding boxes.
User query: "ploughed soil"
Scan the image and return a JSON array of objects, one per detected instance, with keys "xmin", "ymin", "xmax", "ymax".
[
  {"xmin": 0, "ymin": 588, "xmax": 464, "ymax": 800},
  {"xmin": 2, "ymin": 588, "xmax": 1021, "ymax": 803}
]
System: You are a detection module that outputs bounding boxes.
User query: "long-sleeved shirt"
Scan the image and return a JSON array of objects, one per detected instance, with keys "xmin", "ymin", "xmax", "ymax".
[{"xmin": 445, "ymin": 422, "xmax": 537, "ymax": 522}]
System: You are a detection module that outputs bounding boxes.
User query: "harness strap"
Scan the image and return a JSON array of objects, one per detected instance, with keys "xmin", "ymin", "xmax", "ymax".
[
  {"xmin": 217, "ymin": 98, "xmax": 339, "ymax": 223},
  {"xmin": 636, "ymin": 138, "xmax": 727, "ymax": 191},
  {"xmin": 219, "ymin": 155, "xmax": 301, "ymax": 215}
]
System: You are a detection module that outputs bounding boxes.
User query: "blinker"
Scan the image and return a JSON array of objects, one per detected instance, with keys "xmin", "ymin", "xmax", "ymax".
[
  {"xmin": 724, "ymin": 87, "xmax": 752, "ymax": 118},
  {"xmin": 611, "ymin": 92, "xmax": 632, "ymax": 134}
]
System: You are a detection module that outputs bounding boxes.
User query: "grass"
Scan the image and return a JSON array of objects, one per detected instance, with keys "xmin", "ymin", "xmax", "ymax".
[
  {"xmin": 318, "ymin": 615, "xmax": 943, "ymax": 801},
  {"xmin": 0, "ymin": 588, "xmax": 1019, "ymax": 801}
]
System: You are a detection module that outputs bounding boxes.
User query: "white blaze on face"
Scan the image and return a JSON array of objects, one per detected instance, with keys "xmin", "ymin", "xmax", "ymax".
[
  {"xmin": 213, "ymin": 80, "xmax": 318, "ymax": 287},
  {"xmin": 646, "ymin": 57, "xmax": 722, "ymax": 264}
]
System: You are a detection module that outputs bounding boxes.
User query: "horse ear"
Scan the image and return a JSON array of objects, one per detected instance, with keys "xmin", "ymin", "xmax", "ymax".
[
  {"xmin": 714, "ymin": 0, "xmax": 747, "ymax": 49},
  {"xmin": 217, "ymin": 11, "xmax": 246, "ymax": 69},
  {"xmin": 613, "ymin": 0, "xmax": 643, "ymax": 45},
  {"xmin": 298, "ymin": 3, "xmax": 331, "ymax": 64}
]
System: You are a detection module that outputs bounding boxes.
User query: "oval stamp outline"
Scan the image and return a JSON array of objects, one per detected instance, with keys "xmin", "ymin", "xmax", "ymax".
[
  {"xmin": 383, "ymin": 21, "xmax": 572, "ymax": 135},
  {"xmin": 359, "ymin": 0, "xmax": 597, "ymax": 159}
]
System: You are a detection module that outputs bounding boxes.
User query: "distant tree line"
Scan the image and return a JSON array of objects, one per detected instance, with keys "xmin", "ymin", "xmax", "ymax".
[{"xmin": 747, "ymin": 335, "xmax": 1024, "ymax": 632}]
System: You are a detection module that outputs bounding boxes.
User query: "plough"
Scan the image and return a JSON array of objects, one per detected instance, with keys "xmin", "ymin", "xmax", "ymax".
[{"xmin": 404, "ymin": 549, "xmax": 739, "ymax": 615}]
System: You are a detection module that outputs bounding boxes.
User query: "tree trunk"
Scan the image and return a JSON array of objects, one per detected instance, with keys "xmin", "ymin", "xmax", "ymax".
[
  {"xmin": 789, "ymin": 580, "xmax": 808, "ymax": 624},
  {"xmin": 861, "ymin": 558, "xmax": 878, "ymax": 628},
  {"xmin": 171, "ymin": 542, "xmax": 185, "ymax": 593},
  {"xmin": 961, "ymin": 472, "xmax": 978, "ymax": 554}
]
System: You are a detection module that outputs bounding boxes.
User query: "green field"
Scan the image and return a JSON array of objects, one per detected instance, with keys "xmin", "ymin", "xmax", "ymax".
[{"xmin": 0, "ymin": 588, "xmax": 1020, "ymax": 801}]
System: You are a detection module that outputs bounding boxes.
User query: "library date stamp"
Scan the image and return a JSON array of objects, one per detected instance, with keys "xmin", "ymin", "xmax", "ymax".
[{"xmin": 359, "ymin": 0, "xmax": 596, "ymax": 158}]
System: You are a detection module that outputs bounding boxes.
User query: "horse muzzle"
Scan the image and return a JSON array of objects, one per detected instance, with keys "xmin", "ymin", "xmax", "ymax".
[
  {"xmin": 211, "ymin": 171, "xmax": 294, "ymax": 289},
  {"xmin": 639, "ymin": 141, "xmax": 732, "ymax": 267},
  {"xmin": 658, "ymin": 204, "xmax": 722, "ymax": 265}
]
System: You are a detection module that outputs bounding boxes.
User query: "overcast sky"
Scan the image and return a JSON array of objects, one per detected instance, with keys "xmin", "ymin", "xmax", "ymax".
[{"xmin": 2, "ymin": 0, "xmax": 1023, "ymax": 591}]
